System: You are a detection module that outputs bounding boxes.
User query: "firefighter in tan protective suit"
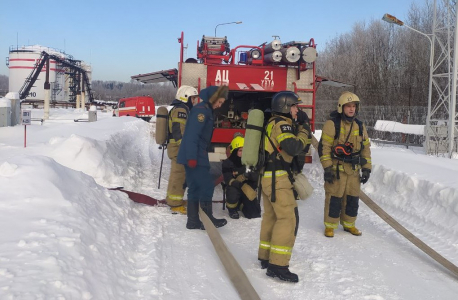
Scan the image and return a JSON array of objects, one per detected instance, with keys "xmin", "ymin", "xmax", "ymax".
[
  {"xmin": 222, "ymin": 136, "xmax": 261, "ymax": 219},
  {"xmin": 318, "ymin": 91, "xmax": 372, "ymax": 238},
  {"xmin": 166, "ymin": 85, "xmax": 199, "ymax": 214},
  {"xmin": 258, "ymin": 91, "xmax": 311, "ymax": 283}
]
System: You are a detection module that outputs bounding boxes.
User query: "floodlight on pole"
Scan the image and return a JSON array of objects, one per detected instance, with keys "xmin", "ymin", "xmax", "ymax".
[
  {"xmin": 382, "ymin": 13, "xmax": 432, "ymax": 65},
  {"xmin": 215, "ymin": 21, "xmax": 242, "ymax": 37},
  {"xmin": 383, "ymin": 13, "xmax": 438, "ymax": 156},
  {"xmin": 382, "ymin": 13, "xmax": 404, "ymax": 26}
]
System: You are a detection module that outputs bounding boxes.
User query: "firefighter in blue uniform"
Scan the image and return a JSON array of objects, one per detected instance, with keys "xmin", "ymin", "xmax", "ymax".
[
  {"xmin": 166, "ymin": 86, "xmax": 199, "ymax": 214},
  {"xmin": 258, "ymin": 91, "xmax": 311, "ymax": 283},
  {"xmin": 177, "ymin": 85, "xmax": 229, "ymax": 229}
]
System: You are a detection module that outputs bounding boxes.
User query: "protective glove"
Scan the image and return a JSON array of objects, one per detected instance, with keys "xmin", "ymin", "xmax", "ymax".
[
  {"xmin": 296, "ymin": 110, "xmax": 309, "ymax": 125},
  {"xmin": 241, "ymin": 184, "xmax": 257, "ymax": 201},
  {"xmin": 244, "ymin": 170, "xmax": 259, "ymax": 182},
  {"xmin": 360, "ymin": 168, "xmax": 371, "ymax": 184},
  {"xmin": 187, "ymin": 159, "xmax": 197, "ymax": 168},
  {"xmin": 324, "ymin": 166, "xmax": 335, "ymax": 184},
  {"xmin": 234, "ymin": 166, "xmax": 246, "ymax": 176},
  {"xmin": 292, "ymin": 152, "xmax": 306, "ymax": 173},
  {"xmin": 230, "ymin": 179, "xmax": 243, "ymax": 189}
]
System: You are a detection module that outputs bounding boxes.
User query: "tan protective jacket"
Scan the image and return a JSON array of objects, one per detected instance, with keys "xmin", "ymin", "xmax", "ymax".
[{"xmin": 319, "ymin": 117, "xmax": 371, "ymax": 175}]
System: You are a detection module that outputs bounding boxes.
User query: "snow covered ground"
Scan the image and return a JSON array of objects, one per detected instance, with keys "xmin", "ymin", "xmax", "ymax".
[{"xmin": 1, "ymin": 108, "xmax": 458, "ymax": 300}]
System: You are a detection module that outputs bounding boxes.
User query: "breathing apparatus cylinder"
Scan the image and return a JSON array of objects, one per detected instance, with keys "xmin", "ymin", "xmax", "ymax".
[
  {"xmin": 155, "ymin": 106, "xmax": 169, "ymax": 145},
  {"xmin": 241, "ymin": 109, "xmax": 264, "ymax": 167}
]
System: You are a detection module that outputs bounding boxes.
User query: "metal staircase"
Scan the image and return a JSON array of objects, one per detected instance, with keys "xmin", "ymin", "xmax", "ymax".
[
  {"xmin": 51, "ymin": 60, "xmax": 65, "ymax": 102},
  {"xmin": 18, "ymin": 52, "xmax": 48, "ymax": 100}
]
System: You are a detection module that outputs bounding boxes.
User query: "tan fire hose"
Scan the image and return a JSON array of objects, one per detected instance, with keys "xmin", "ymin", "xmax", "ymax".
[
  {"xmin": 182, "ymin": 134, "xmax": 458, "ymax": 300},
  {"xmin": 311, "ymin": 135, "xmax": 458, "ymax": 279},
  {"xmin": 199, "ymin": 208, "xmax": 261, "ymax": 300}
]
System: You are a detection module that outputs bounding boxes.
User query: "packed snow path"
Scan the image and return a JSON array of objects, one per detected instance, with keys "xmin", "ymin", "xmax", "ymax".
[{"xmin": 1, "ymin": 111, "xmax": 457, "ymax": 299}]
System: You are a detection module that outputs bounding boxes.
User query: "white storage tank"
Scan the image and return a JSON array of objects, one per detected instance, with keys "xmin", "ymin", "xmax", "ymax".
[{"xmin": 7, "ymin": 45, "xmax": 91, "ymax": 103}]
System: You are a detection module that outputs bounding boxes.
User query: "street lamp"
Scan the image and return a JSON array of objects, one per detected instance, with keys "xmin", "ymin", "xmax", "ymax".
[
  {"xmin": 382, "ymin": 13, "xmax": 435, "ymax": 155},
  {"xmin": 214, "ymin": 21, "xmax": 242, "ymax": 37},
  {"xmin": 382, "ymin": 13, "xmax": 404, "ymax": 26},
  {"xmin": 382, "ymin": 14, "xmax": 433, "ymax": 67}
]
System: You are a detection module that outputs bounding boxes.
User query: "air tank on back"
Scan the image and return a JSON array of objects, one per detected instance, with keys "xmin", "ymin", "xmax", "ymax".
[
  {"xmin": 155, "ymin": 106, "xmax": 169, "ymax": 145},
  {"xmin": 241, "ymin": 109, "xmax": 265, "ymax": 168}
]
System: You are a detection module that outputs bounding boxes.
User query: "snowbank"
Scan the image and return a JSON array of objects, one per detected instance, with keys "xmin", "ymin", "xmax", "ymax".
[
  {"xmin": 365, "ymin": 164, "xmax": 458, "ymax": 260},
  {"xmin": 0, "ymin": 155, "xmax": 143, "ymax": 299},
  {"xmin": 0, "ymin": 110, "xmax": 457, "ymax": 299},
  {"xmin": 0, "ymin": 97, "xmax": 11, "ymax": 107}
]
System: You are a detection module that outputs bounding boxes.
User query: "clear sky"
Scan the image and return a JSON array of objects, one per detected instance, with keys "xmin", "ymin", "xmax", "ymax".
[{"xmin": 0, "ymin": 0, "xmax": 423, "ymax": 82}]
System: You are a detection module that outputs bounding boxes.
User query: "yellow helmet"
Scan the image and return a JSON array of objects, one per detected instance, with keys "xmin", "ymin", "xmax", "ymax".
[
  {"xmin": 337, "ymin": 91, "xmax": 360, "ymax": 113},
  {"xmin": 229, "ymin": 136, "xmax": 244, "ymax": 153}
]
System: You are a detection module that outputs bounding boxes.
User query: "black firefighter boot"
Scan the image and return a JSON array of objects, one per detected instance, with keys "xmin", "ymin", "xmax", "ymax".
[
  {"xmin": 266, "ymin": 264, "xmax": 299, "ymax": 283},
  {"xmin": 228, "ymin": 208, "xmax": 240, "ymax": 219},
  {"xmin": 186, "ymin": 201, "xmax": 203, "ymax": 230},
  {"xmin": 259, "ymin": 259, "xmax": 269, "ymax": 269},
  {"xmin": 200, "ymin": 201, "xmax": 227, "ymax": 228}
]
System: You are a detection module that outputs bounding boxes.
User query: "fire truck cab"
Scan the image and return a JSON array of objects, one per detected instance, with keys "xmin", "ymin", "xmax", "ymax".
[
  {"xmin": 132, "ymin": 32, "xmax": 349, "ymax": 162},
  {"xmin": 117, "ymin": 96, "xmax": 155, "ymax": 122}
]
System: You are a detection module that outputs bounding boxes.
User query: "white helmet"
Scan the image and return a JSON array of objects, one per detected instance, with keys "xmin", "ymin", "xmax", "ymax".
[{"xmin": 176, "ymin": 85, "xmax": 198, "ymax": 103}]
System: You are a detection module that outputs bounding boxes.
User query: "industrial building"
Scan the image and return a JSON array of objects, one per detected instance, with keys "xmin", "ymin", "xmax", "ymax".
[{"xmin": 6, "ymin": 45, "xmax": 92, "ymax": 104}]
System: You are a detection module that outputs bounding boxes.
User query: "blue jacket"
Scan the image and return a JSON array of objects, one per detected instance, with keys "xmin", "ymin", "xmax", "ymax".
[{"xmin": 177, "ymin": 86, "xmax": 218, "ymax": 168}]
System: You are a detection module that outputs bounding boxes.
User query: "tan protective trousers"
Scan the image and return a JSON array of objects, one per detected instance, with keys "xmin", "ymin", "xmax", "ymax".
[
  {"xmin": 324, "ymin": 170, "xmax": 361, "ymax": 228},
  {"xmin": 258, "ymin": 173, "xmax": 298, "ymax": 267},
  {"xmin": 166, "ymin": 143, "xmax": 186, "ymax": 207}
]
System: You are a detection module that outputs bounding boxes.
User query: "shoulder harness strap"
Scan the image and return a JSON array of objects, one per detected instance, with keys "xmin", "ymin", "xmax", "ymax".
[
  {"xmin": 331, "ymin": 116, "xmax": 363, "ymax": 139},
  {"xmin": 331, "ymin": 115, "xmax": 341, "ymax": 140}
]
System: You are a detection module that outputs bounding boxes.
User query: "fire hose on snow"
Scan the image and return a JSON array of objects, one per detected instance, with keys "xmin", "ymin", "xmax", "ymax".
[
  {"xmin": 310, "ymin": 135, "xmax": 458, "ymax": 279},
  {"xmin": 110, "ymin": 134, "xmax": 458, "ymax": 298},
  {"xmin": 199, "ymin": 207, "xmax": 261, "ymax": 300},
  {"xmin": 109, "ymin": 186, "xmax": 262, "ymax": 299}
]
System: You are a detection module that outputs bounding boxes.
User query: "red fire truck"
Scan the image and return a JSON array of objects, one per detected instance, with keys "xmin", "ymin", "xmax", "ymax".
[
  {"xmin": 131, "ymin": 32, "xmax": 348, "ymax": 162},
  {"xmin": 116, "ymin": 96, "xmax": 155, "ymax": 122}
]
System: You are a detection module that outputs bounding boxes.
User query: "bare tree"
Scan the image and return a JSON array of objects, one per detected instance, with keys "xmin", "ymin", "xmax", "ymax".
[
  {"xmin": 315, "ymin": 0, "xmax": 448, "ymax": 130},
  {"xmin": 0, "ymin": 75, "xmax": 8, "ymax": 96},
  {"xmin": 91, "ymin": 80, "xmax": 176, "ymax": 105}
]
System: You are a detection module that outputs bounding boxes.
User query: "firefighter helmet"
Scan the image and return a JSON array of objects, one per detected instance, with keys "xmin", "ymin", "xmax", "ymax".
[
  {"xmin": 229, "ymin": 136, "xmax": 244, "ymax": 153},
  {"xmin": 271, "ymin": 91, "xmax": 302, "ymax": 114},
  {"xmin": 176, "ymin": 85, "xmax": 198, "ymax": 103},
  {"xmin": 337, "ymin": 91, "xmax": 360, "ymax": 114}
]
